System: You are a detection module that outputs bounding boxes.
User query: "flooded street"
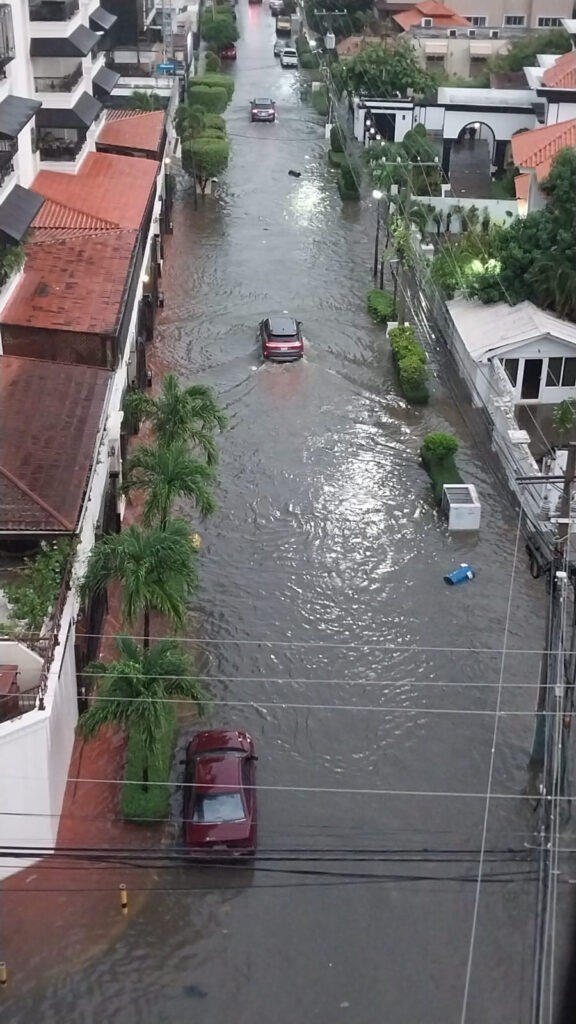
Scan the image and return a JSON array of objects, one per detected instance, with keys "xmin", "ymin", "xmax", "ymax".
[{"xmin": 1, "ymin": 5, "xmax": 555, "ymax": 1023}]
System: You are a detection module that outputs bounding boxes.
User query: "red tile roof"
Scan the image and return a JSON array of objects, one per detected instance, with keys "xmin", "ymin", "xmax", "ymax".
[
  {"xmin": 542, "ymin": 50, "xmax": 576, "ymax": 90},
  {"xmin": 0, "ymin": 355, "xmax": 110, "ymax": 533},
  {"xmin": 393, "ymin": 0, "xmax": 470, "ymax": 30},
  {"xmin": 511, "ymin": 119, "xmax": 576, "ymax": 181},
  {"xmin": 1, "ymin": 230, "xmax": 137, "ymax": 335},
  {"xmin": 33, "ymin": 198, "xmax": 117, "ymax": 232},
  {"xmin": 97, "ymin": 109, "xmax": 165, "ymax": 156},
  {"xmin": 31, "ymin": 151, "xmax": 159, "ymax": 231}
]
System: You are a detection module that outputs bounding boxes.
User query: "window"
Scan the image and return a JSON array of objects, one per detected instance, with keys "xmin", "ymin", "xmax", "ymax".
[
  {"xmin": 192, "ymin": 793, "xmax": 246, "ymax": 824},
  {"xmin": 503, "ymin": 15, "xmax": 526, "ymax": 26},
  {"xmin": 545, "ymin": 357, "xmax": 576, "ymax": 388},
  {"xmin": 537, "ymin": 17, "xmax": 562, "ymax": 27},
  {"xmin": 470, "ymin": 15, "xmax": 487, "ymax": 26},
  {"xmin": 0, "ymin": 6, "xmax": 14, "ymax": 72},
  {"xmin": 504, "ymin": 359, "xmax": 519, "ymax": 386}
]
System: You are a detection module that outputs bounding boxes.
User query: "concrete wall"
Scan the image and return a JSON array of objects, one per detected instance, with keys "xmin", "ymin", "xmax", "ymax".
[
  {"xmin": 546, "ymin": 101, "xmax": 576, "ymax": 125},
  {"xmin": 413, "ymin": 195, "xmax": 518, "ymax": 230},
  {"xmin": 442, "ymin": 106, "xmax": 536, "ymax": 142}
]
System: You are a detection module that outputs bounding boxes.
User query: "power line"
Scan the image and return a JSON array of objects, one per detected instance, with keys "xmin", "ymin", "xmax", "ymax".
[{"xmin": 76, "ymin": 670, "xmax": 545, "ymax": 689}]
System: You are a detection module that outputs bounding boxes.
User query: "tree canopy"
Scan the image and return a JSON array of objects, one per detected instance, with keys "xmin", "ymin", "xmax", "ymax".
[
  {"xmin": 339, "ymin": 42, "xmax": 435, "ymax": 99},
  {"xmin": 366, "ymin": 124, "xmax": 443, "ymax": 196},
  {"xmin": 182, "ymin": 137, "xmax": 231, "ymax": 193},
  {"xmin": 201, "ymin": 8, "xmax": 238, "ymax": 47},
  {"xmin": 489, "ymin": 28, "xmax": 571, "ymax": 73}
]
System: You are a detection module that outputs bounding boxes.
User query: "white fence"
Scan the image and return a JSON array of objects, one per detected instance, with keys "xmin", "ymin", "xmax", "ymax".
[{"xmin": 413, "ymin": 195, "xmax": 519, "ymax": 233}]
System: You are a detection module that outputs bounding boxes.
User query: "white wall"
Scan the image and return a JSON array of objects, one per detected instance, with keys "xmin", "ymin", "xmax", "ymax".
[
  {"xmin": 546, "ymin": 101, "xmax": 576, "ymax": 125},
  {"xmin": 413, "ymin": 195, "xmax": 518, "ymax": 230},
  {"xmin": 442, "ymin": 107, "xmax": 536, "ymax": 142}
]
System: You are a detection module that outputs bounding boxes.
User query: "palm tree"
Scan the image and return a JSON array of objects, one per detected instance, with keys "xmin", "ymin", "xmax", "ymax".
[
  {"xmin": 123, "ymin": 374, "xmax": 227, "ymax": 464},
  {"xmin": 80, "ymin": 520, "xmax": 198, "ymax": 649},
  {"xmin": 528, "ymin": 255, "xmax": 576, "ymax": 321},
  {"xmin": 126, "ymin": 90, "xmax": 163, "ymax": 111},
  {"xmin": 78, "ymin": 636, "xmax": 209, "ymax": 789},
  {"xmin": 124, "ymin": 441, "xmax": 217, "ymax": 528}
]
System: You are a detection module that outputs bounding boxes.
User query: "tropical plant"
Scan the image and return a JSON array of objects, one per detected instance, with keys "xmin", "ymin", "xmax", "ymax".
[
  {"xmin": 78, "ymin": 636, "xmax": 208, "ymax": 790},
  {"xmin": 80, "ymin": 520, "xmax": 198, "ymax": 649},
  {"xmin": 367, "ymin": 289, "xmax": 396, "ymax": 324},
  {"xmin": 5, "ymin": 539, "xmax": 71, "ymax": 634},
  {"xmin": 124, "ymin": 442, "xmax": 217, "ymax": 528},
  {"xmin": 553, "ymin": 400, "xmax": 576, "ymax": 440},
  {"xmin": 422, "ymin": 432, "xmax": 458, "ymax": 461},
  {"xmin": 126, "ymin": 90, "xmax": 163, "ymax": 111},
  {"xmin": 175, "ymin": 103, "xmax": 206, "ymax": 141},
  {"xmin": 123, "ymin": 373, "xmax": 227, "ymax": 458},
  {"xmin": 337, "ymin": 160, "xmax": 360, "ymax": 200},
  {"xmin": 339, "ymin": 41, "xmax": 434, "ymax": 98},
  {"xmin": 0, "ymin": 242, "xmax": 25, "ymax": 281}
]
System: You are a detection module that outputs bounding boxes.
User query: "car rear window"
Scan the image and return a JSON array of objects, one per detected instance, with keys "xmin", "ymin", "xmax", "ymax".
[
  {"xmin": 283, "ymin": 49, "xmax": 296, "ymax": 55},
  {"xmin": 193, "ymin": 793, "xmax": 246, "ymax": 823},
  {"xmin": 254, "ymin": 99, "xmax": 273, "ymax": 106}
]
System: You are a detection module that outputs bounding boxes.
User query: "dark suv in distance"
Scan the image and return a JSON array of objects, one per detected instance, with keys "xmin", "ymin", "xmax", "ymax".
[{"xmin": 259, "ymin": 315, "xmax": 304, "ymax": 361}]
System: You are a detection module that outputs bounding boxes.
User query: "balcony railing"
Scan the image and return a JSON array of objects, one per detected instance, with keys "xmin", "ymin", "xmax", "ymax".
[
  {"xmin": 29, "ymin": 0, "xmax": 79, "ymax": 21},
  {"xmin": 0, "ymin": 682, "xmax": 43, "ymax": 723},
  {"xmin": 33, "ymin": 61, "xmax": 82, "ymax": 93},
  {"xmin": 37, "ymin": 132, "xmax": 86, "ymax": 161}
]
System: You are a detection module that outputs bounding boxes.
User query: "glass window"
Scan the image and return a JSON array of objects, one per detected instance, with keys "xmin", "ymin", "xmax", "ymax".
[
  {"xmin": 192, "ymin": 793, "xmax": 245, "ymax": 823},
  {"xmin": 562, "ymin": 358, "xmax": 576, "ymax": 387},
  {"xmin": 0, "ymin": 5, "xmax": 14, "ymax": 68},
  {"xmin": 503, "ymin": 15, "xmax": 525, "ymax": 25},
  {"xmin": 537, "ymin": 17, "xmax": 562, "ymax": 27},
  {"xmin": 470, "ymin": 16, "xmax": 487, "ymax": 26},
  {"xmin": 504, "ymin": 358, "xmax": 519, "ymax": 386},
  {"xmin": 546, "ymin": 357, "xmax": 563, "ymax": 387}
]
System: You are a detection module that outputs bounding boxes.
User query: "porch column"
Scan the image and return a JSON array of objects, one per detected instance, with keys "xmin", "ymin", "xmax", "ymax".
[{"xmin": 442, "ymin": 139, "xmax": 452, "ymax": 177}]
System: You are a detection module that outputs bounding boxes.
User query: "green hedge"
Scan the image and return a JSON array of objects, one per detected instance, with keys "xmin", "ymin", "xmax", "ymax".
[
  {"xmin": 388, "ymin": 324, "xmax": 429, "ymax": 404},
  {"xmin": 367, "ymin": 288, "xmax": 396, "ymax": 323},
  {"xmin": 421, "ymin": 445, "xmax": 463, "ymax": 502},
  {"xmin": 310, "ymin": 85, "xmax": 328, "ymax": 116},
  {"xmin": 330, "ymin": 124, "xmax": 344, "ymax": 152},
  {"xmin": 121, "ymin": 705, "xmax": 177, "ymax": 821},
  {"xmin": 337, "ymin": 160, "xmax": 359, "ymax": 201},
  {"xmin": 189, "ymin": 74, "xmax": 234, "ymax": 101},
  {"xmin": 204, "ymin": 112, "xmax": 226, "ymax": 131},
  {"xmin": 328, "ymin": 149, "xmax": 346, "ymax": 168},
  {"xmin": 300, "ymin": 51, "xmax": 320, "ymax": 69},
  {"xmin": 295, "ymin": 33, "xmax": 312, "ymax": 56},
  {"xmin": 186, "ymin": 84, "xmax": 228, "ymax": 113}
]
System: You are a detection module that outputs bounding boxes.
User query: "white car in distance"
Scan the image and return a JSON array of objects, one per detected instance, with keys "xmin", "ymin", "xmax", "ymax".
[{"xmin": 280, "ymin": 46, "xmax": 298, "ymax": 67}]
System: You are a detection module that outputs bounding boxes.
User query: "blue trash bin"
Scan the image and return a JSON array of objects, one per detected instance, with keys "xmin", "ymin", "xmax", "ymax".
[{"xmin": 444, "ymin": 564, "xmax": 475, "ymax": 586}]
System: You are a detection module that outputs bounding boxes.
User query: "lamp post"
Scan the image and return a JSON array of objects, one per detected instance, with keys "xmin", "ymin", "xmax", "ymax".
[{"xmin": 372, "ymin": 188, "xmax": 382, "ymax": 281}]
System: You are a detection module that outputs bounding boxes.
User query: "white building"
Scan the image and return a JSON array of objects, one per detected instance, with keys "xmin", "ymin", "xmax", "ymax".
[{"xmin": 376, "ymin": 0, "xmax": 574, "ymax": 30}]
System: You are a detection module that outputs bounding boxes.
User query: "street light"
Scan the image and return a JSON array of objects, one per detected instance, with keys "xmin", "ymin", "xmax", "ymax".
[{"xmin": 372, "ymin": 189, "xmax": 382, "ymax": 281}]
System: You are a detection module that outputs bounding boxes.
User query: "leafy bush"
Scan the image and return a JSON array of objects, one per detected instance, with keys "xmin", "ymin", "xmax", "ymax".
[
  {"xmin": 121, "ymin": 706, "xmax": 177, "ymax": 821},
  {"xmin": 388, "ymin": 324, "xmax": 429, "ymax": 403},
  {"xmin": 311, "ymin": 85, "xmax": 329, "ymax": 115},
  {"xmin": 201, "ymin": 12, "xmax": 238, "ymax": 48},
  {"xmin": 422, "ymin": 432, "xmax": 458, "ymax": 462},
  {"xmin": 300, "ymin": 51, "xmax": 320, "ymax": 69},
  {"xmin": 183, "ymin": 136, "xmax": 231, "ymax": 192},
  {"xmin": 328, "ymin": 149, "xmax": 346, "ymax": 168},
  {"xmin": 421, "ymin": 441, "xmax": 463, "ymax": 501},
  {"xmin": 204, "ymin": 113, "xmax": 226, "ymax": 131},
  {"xmin": 5, "ymin": 539, "xmax": 71, "ymax": 632},
  {"xmin": 330, "ymin": 124, "xmax": 344, "ymax": 152},
  {"xmin": 295, "ymin": 33, "xmax": 312, "ymax": 56},
  {"xmin": 190, "ymin": 73, "xmax": 235, "ymax": 100},
  {"xmin": 198, "ymin": 127, "xmax": 227, "ymax": 140},
  {"xmin": 367, "ymin": 289, "xmax": 396, "ymax": 324},
  {"xmin": 186, "ymin": 84, "xmax": 228, "ymax": 113},
  {"xmin": 338, "ymin": 162, "xmax": 360, "ymax": 200},
  {"xmin": 205, "ymin": 50, "xmax": 221, "ymax": 71}
]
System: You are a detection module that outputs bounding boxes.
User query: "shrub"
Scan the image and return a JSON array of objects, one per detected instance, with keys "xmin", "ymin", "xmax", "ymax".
[
  {"xmin": 311, "ymin": 85, "xmax": 329, "ymax": 115},
  {"xmin": 367, "ymin": 289, "xmax": 396, "ymax": 324},
  {"xmin": 328, "ymin": 149, "xmax": 346, "ymax": 168},
  {"xmin": 186, "ymin": 84, "xmax": 228, "ymax": 113},
  {"xmin": 121, "ymin": 705, "xmax": 177, "ymax": 821},
  {"xmin": 190, "ymin": 73, "xmax": 235, "ymax": 101},
  {"xmin": 300, "ymin": 51, "xmax": 320, "ymax": 69},
  {"xmin": 330, "ymin": 124, "xmax": 344, "ymax": 152},
  {"xmin": 198, "ymin": 127, "xmax": 227, "ymax": 140},
  {"xmin": 295, "ymin": 33, "xmax": 312, "ymax": 56},
  {"xmin": 205, "ymin": 50, "xmax": 221, "ymax": 71},
  {"xmin": 422, "ymin": 432, "xmax": 458, "ymax": 462},
  {"xmin": 204, "ymin": 112, "xmax": 226, "ymax": 131},
  {"xmin": 421, "ymin": 439, "xmax": 463, "ymax": 501},
  {"xmin": 337, "ymin": 160, "xmax": 359, "ymax": 200},
  {"xmin": 388, "ymin": 324, "xmax": 429, "ymax": 403}
]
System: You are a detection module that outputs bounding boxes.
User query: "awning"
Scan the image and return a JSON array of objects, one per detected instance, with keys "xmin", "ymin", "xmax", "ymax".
[
  {"xmin": 424, "ymin": 40, "xmax": 448, "ymax": 55},
  {"xmin": 92, "ymin": 65, "xmax": 120, "ymax": 94},
  {"xmin": 89, "ymin": 6, "xmax": 117, "ymax": 31},
  {"xmin": 0, "ymin": 185, "xmax": 45, "ymax": 243},
  {"xmin": 36, "ymin": 92, "xmax": 102, "ymax": 129},
  {"xmin": 470, "ymin": 40, "xmax": 493, "ymax": 57},
  {"xmin": 30, "ymin": 24, "xmax": 99, "ymax": 58},
  {"xmin": 0, "ymin": 96, "xmax": 41, "ymax": 140}
]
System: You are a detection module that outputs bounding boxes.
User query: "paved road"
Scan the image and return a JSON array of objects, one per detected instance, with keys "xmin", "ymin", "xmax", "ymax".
[{"xmin": 2, "ymin": 7, "xmax": 554, "ymax": 1024}]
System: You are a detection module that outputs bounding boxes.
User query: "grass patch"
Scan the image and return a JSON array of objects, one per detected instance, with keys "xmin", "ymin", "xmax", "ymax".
[
  {"xmin": 328, "ymin": 149, "xmax": 346, "ymax": 168},
  {"xmin": 121, "ymin": 704, "xmax": 177, "ymax": 822},
  {"xmin": 421, "ymin": 447, "xmax": 463, "ymax": 502}
]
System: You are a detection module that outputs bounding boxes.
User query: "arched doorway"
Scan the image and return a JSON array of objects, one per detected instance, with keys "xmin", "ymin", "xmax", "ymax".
[{"xmin": 449, "ymin": 120, "xmax": 496, "ymax": 200}]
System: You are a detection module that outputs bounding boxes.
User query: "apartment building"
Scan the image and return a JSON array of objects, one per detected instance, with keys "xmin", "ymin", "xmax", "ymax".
[{"xmin": 378, "ymin": 0, "xmax": 574, "ymax": 29}]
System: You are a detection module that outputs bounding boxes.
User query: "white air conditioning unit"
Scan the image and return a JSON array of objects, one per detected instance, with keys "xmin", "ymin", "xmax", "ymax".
[
  {"xmin": 442, "ymin": 485, "xmax": 481, "ymax": 532},
  {"xmin": 490, "ymin": 28, "xmax": 499, "ymax": 38},
  {"xmin": 468, "ymin": 28, "xmax": 476, "ymax": 37},
  {"xmin": 421, "ymin": 17, "xmax": 432, "ymax": 26},
  {"xmin": 447, "ymin": 28, "xmax": 457, "ymax": 37}
]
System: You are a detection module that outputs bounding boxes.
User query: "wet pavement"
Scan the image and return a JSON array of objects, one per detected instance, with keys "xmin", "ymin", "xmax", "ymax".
[
  {"xmin": 0, "ymin": 7, "xmax": 561, "ymax": 1024},
  {"xmin": 449, "ymin": 138, "xmax": 492, "ymax": 199}
]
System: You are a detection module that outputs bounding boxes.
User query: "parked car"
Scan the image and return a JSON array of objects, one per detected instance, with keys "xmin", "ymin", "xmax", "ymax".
[
  {"xmin": 250, "ymin": 97, "xmax": 276, "ymax": 122},
  {"xmin": 273, "ymin": 39, "xmax": 283, "ymax": 56},
  {"xmin": 275, "ymin": 13, "xmax": 292, "ymax": 33},
  {"xmin": 259, "ymin": 314, "xmax": 304, "ymax": 361},
  {"xmin": 269, "ymin": 0, "xmax": 283, "ymax": 12},
  {"xmin": 220, "ymin": 44, "xmax": 237, "ymax": 60},
  {"xmin": 182, "ymin": 729, "xmax": 257, "ymax": 856},
  {"xmin": 280, "ymin": 46, "xmax": 298, "ymax": 67}
]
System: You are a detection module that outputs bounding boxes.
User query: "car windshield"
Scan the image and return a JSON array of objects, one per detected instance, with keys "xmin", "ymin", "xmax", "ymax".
[
  {"xmin": 192, "ymin": 793, "xmax": 246, "ymax": 823},
  {"xmin": 254, "ymin": 99, "xmax": 273, "ymax": 107}
]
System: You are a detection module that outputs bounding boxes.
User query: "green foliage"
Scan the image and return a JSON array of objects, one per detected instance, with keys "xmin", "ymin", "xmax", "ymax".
[
  {"xmin": 200, "ymin": 73, "xmax": 235, "ymax": 100},
  {"xmin": 330, "ymin": 124, "xmax": 344, "ymax": 152},
  {"xmin": 205, "ymin": 50, "xmax": 221, "ymax": 71},
  {"xmin": 5, "ymin": 539, "xmax": 71, "ymax": 633},
  {"xmin": 128, "ymin": 374, "xmax": 227, "ymax": 456},
  {"xmin": 390, "ymin": 219, "xmax": 415, "ymax": 269},
  {"xmin": 422, "ymin": 432, "xmax": 458, "ymax": 462},
  {"xmin": 366, "ymin": 125, "xmax": 442, "ymax": 197},
  {"xmin": 388, "ymin": 324, "xmax": 429, "ymax": 403},
  {"xmin": 182, "ymin": 137, "xmax": 231, "ymax": 192},
  {"xmin": 339, "ymin": 42, "xmax": 434, "ymax": 99},
  {"xmin": 204, "ymin": 113, "xmax": 226, "ymax": 131},
  {"xmin": 367, "ymin": 288, "xmax": 396, "ymax": 323},
  {"xmin": 123, "ymin": 441, "xmax": 217, "ymax": 528},
  {"xmin": 311, "ymin": 85, "xmax": 329, "ymax": 116},
  {"xmin": 299, "ymin": 51, "xmax": 320, "ymax": 69},
  {"xmin": 0, "ymin": 243, "xmax": 25, "ymax": 280},
  {"xmin": 126, "ymin": 90, "xmax": 163, "ymax": 111},
  {"xmin": 121, "ymin": 704, "xmax": 177, "ymax": 820},
  {"xmin": 553, "ymin": 400, "xmax": 576, "ymax": 437},
  {"xmin": 201, "ymin": 11, "xmax": 238, "ymax": 48},
  {"xmin": 490, "ymin": 28, "xmax": 570, "ymax": 73},
  {"xmin": 420, "ymin": 444, "xmax": 463, "ymax": 501},
  {"xmin": 185, "ymin": 84, "xmax": 228, "ymax": 114},
  {"xmin": 198, "ymin": 127, "xmax": 227, "ymax": 140},
  {"xmin": 337, "ymin": 161, "xmax": 360, "ymax": 200},
  {"xmin": 328, "ymin": 149, "xmax": 346, "ymax": 168},
  {"xmin": 175, "ymin": 103, "xmax": 205, "ymax": 141}
]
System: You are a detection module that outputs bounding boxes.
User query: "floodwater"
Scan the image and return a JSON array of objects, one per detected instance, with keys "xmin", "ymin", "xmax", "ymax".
[{"xmin": 1, "ymin": 6, "xmax": 558, "ymax": 1023}]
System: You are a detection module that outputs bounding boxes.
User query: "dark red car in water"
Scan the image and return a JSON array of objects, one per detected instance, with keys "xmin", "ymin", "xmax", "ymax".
[
  {"xmin": 182, "ymin": 729, "xmax": 257, "ymax": 856},
  {"xmin": 220, "ymin": 44, "xmax": 237, "ymax": 60}
]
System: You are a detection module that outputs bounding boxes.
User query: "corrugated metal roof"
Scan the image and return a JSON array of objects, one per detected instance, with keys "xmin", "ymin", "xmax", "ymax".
[{"xmin": 447, "ymin": 298, "xmax": 576, "ymax": 361}]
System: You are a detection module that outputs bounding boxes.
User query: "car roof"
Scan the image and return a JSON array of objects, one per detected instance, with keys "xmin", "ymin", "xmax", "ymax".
[
  {"xmin": 268, "ymin": 315, "xmax": 297, "ymax": 334},
  {"xmin": 195, "ymin": 754, "xmax": 243, "ymax": 793},
  {"xmin": 253, "ymin": 98, "xmax": 273, "ymax": 105}
]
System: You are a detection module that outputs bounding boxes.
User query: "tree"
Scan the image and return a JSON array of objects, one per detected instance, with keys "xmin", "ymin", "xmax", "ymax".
[
  {"xmin": 340, "ymin": 42, "xmax": 434, "ymax": 99},
  {"xmin": 80, "ymin": 520, "xmax": 198, "ymax": 649},
  {"xmin": 124, "ymin": 442, "xmax": 217, "ymax": 528},
  {"xmin": 205, "ymin": 51, "xmax": 221, "ymax": 72},
  {"xmin": 126, "ymin": 90, "xmax": 163, "ymax": 111},
  {"xmin": 490, "ymin": 28, "xmax": 570, "ymax": 73},
  {"xmin": 201, "ymin": 14, "xmax": 238, "ymax": 48},
  {"xmin": 182, "ymin": 137, "xmax": 231, "ymax": 194},
  {"xmin": 78, "ymin": 636, "xmax": 208, "ymax": 789},
  {"xmin": 123, "ymin": 373, "xmax": 227, "ymax": 458},
  {"xmin": 175, "ymin": 103, "xmax": 206, "ymax": 141},
  {"xmin": 184, "ymin": 85, "xmax": 228, "ymax": 114}
]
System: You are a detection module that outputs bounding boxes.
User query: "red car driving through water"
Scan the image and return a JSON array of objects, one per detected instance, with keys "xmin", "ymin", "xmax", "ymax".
[{"xmin": 182, "ymin": 729, "xmax": 257, "ymax": 856}]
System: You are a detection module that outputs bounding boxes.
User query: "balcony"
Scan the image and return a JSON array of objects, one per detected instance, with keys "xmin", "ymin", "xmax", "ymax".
[
  {"xmin": 0, "ymin": 6, "xmax": 15, "ymax": 75},
  {"xmin": 37, "ymin": 129, "xmax": 86, "ymax": 161},
  {"xmin": 0, "ymin": 141, "xmax": 16, "ymax": 189},
  {"xmin": 33, "ymin": 61, "xmax": 83, "ymax": 93},
  {"xmin": 29, "ymin": 0, "xmax": 79, "ymax": 21}
]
